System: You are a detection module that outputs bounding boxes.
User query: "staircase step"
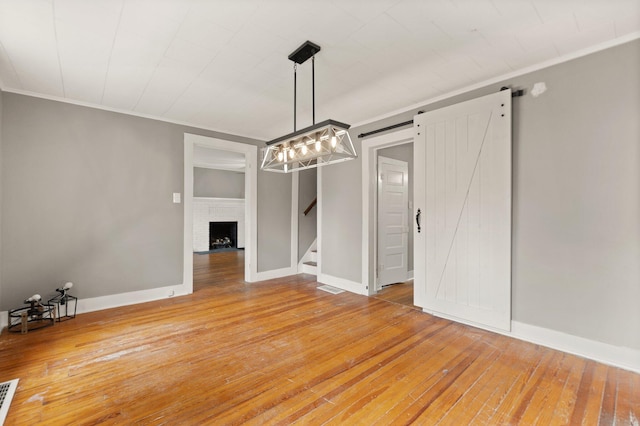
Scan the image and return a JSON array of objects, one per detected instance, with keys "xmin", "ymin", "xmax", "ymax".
[{"xmin": 301, "ymin": 261, "xmax": 318, "ymax": 276}]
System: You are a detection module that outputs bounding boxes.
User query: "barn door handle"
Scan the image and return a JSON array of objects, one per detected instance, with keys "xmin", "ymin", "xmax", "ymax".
[{"xmin": 416, "ymin": 209, "xmax": 421, "ymax": 233}]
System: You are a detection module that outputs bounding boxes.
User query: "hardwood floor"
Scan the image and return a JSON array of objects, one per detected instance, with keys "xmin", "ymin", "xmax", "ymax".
[
  {"xmin": 373, "ymin": 281, "xmax": 418, "ymax": 310},
  {"xmin": 1, "ymin": 251, "xmax": 638, "ymax": 425}
]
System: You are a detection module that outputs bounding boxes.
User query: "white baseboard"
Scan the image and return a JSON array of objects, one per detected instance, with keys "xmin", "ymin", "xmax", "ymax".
[
  {"xmin": 1, "ymin": 283, "xmax": 190, "ymax": 331},
  {"xmin": 77, "ymin": 284, "xmax": 190, "ymax": 314},
  {"xmin": 422, "ymin": 310, "xmax": 640, "ymax": 374},
  {"xmin": 318, "ymin": 273, "xmax": 367, "ymax": 296},
  {"xmin": 254, "ymin": 267, "xmax": 298, "ymax": 282},
  {"xmin": 510, "ymin": 321, "xmax": 640, "ymax": 374},
  {"xmin": 1, "ymin": 265, "xmax": 301, "ymax": 331}
]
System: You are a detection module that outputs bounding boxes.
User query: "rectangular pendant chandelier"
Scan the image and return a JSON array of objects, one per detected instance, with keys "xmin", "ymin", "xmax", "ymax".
[
  {"xmin": 261, "ymin": 119, "xmax": 357, "ymax": 173},
  {"xmin": 261, "ymin": 41, "xmax": 357, "ymax": 173}
]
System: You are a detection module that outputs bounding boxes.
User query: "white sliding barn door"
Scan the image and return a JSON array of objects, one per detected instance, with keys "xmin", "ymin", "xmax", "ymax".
[{"xmin": 413, "ymin": 90, "xmax": 512, "ymax": 331}]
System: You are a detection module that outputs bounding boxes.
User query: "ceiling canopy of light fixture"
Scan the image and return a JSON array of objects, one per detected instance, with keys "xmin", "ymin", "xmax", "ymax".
[{"xmin": 261, "ymin": 41, "xmax": 357, "ymax": 173}]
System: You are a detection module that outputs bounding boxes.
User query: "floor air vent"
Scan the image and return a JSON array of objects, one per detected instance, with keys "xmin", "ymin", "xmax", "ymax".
[
  {"xmin": 317, "ymin": 285, "xmax": 344, "ymax": 295},
  {"xmin": 0, "ymin": 379, "xmax": 19, "ymax": 426}
]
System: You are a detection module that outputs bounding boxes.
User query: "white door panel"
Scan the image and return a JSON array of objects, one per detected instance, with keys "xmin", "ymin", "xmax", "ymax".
[
  {"xmin": 387, "ymin": 170, "xmax": 405, "ymax": 185},
  {"xmin": 414, "ymin": 90, "xmax": 511, "ymax": 331},
  {"xmin": 377, "ymin": 156, "xmax": 409, "ymax": 288}
]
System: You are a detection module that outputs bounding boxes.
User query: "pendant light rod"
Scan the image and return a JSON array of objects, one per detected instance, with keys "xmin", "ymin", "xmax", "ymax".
[
  {"xmin": 312, "ymin": 55, "xmax": 315, "ymax": 125},
  {"xmin": 289, "ymin": 41, "xmax": 320, "ymax": 128},
  {"xmin": 293, "ymin": 63, "xmax": 297, "ymax": 132},
  {"xmin": 289, "ymin": 41, "xmax": 320, "ymax": 131}
]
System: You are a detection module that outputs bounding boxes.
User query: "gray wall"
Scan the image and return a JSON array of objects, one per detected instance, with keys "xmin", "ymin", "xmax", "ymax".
[
  {"xmin": 298, "ymin": 168, "xmax": 317, "ymax": 261},
  {"xmin": 378, "ymin": 143, "xmax": 413, "ymax": 272},
  {"xmin": 321, "ymin": 39, "xmax": 640, "ymax": 350},
  {"xmin": 0, "ymin": 93, "xmax": 291, "ymax": 310},
  {"xmin": 321, "ymin": 150, "xmax": 362, "ymax": 283},
  {"xmin": 193, "ymin": 167, "xmax": 244, "ymax": 199},
  {"xmin": 257, "ymin": 168, "xmax": 291, "ymax": 271}
]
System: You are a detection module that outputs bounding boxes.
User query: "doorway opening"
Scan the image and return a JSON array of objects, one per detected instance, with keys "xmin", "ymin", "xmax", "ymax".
[
  {"xmin": 183, "ymin": 134, "xmax": 258, "ymax": 295},
  {"xmin": 375, "ymin": 146, "xmax": 414, "ymax": 308},
  {"xmin": 361, "ymin": 127, "xmax": 414, "ymax": 306}
]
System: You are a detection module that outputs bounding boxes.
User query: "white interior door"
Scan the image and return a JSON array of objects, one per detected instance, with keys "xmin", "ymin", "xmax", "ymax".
[
  {"xmin": 377, "ymin": 156, "xmax": 409, "ymax": 289},
  {"xmin": 414, "ymin": 90, "xmax": 512, "ymax": 331}
]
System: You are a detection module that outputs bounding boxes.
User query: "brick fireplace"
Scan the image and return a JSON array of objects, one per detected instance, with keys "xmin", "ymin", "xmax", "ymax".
[{"xmin": 193, "ymin": 198, "xmax": 245, "ymax": 252}]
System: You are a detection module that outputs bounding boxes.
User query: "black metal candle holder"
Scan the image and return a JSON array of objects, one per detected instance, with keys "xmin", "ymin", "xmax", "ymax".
[
  {"xmin": 48, "ymin": 282, "xmax": 77, "ymax": 322},
  {"xmin": 8, "ymin": 296, "xmax": 55, "ymax": 333}
]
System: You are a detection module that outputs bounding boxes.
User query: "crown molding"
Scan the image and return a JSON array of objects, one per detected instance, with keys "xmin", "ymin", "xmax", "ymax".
[
  {"xmin": 2, "ymin": 32, "xmax": 638, "ymax": 142},
  {"xmin": 351, "ymin": 32, "xmax": 640, "ymax": 129},
  {"xmin": 0, "ymin": 87, "xmax": 267, "ymax": 143}
]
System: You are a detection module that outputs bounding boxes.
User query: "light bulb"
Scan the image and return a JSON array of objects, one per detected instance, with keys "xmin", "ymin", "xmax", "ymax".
[
  {"xmin": 315, "ymin": 140, "xmax": 321, "ymax": 152},
  {"xmin": 331, "ymin": 135, "xmax": 337, "ymax": 148},
  {"xmin": 301, "ymin": 145, "xmax": 308, "ymax": 155},
  {"xmin": 289, "ymin": 148, "xmax": 294, "ymax": 159},
  {"xmin": 277, "ymin": 151, "xmax": 284, "ymax": 161}
]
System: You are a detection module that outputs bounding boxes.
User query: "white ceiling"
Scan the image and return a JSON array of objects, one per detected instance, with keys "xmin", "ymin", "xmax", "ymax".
[{"xmin": 0, "ymin": 0, "xmax": 638, "ymax": 141}]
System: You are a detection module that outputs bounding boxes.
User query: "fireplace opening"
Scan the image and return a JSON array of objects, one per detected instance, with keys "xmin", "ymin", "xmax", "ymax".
[{"xmin": 209, "ymin": 221, "xmax": 238, "ymax": 250}]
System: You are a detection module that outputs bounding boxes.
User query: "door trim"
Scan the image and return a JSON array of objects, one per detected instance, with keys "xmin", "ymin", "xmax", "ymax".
[
  {"xmin": 361, "ymin": 128, "xmax": 413, "ymax": 296},
  {"xmin": 184, "ymin": 133, "xmax": 258, "ymax": 294}
]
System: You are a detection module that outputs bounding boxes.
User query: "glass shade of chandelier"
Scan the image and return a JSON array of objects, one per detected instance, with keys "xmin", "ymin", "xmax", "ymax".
[{"xmin": 261, "ymin": 41, "xmax": 357, "ymax": 173}]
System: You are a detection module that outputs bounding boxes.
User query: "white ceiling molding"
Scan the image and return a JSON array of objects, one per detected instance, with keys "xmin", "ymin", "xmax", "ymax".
[
  {"xmin": 0, "ymin": 87, "xmax": 267, "ymax": 141},
  {"xmin": 351, "ymin": 30, "xmax": 640, "ymax": 130},
  {"xmin": 0, "ymin": 0, "xmax": 638, "ymax": 141}
]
